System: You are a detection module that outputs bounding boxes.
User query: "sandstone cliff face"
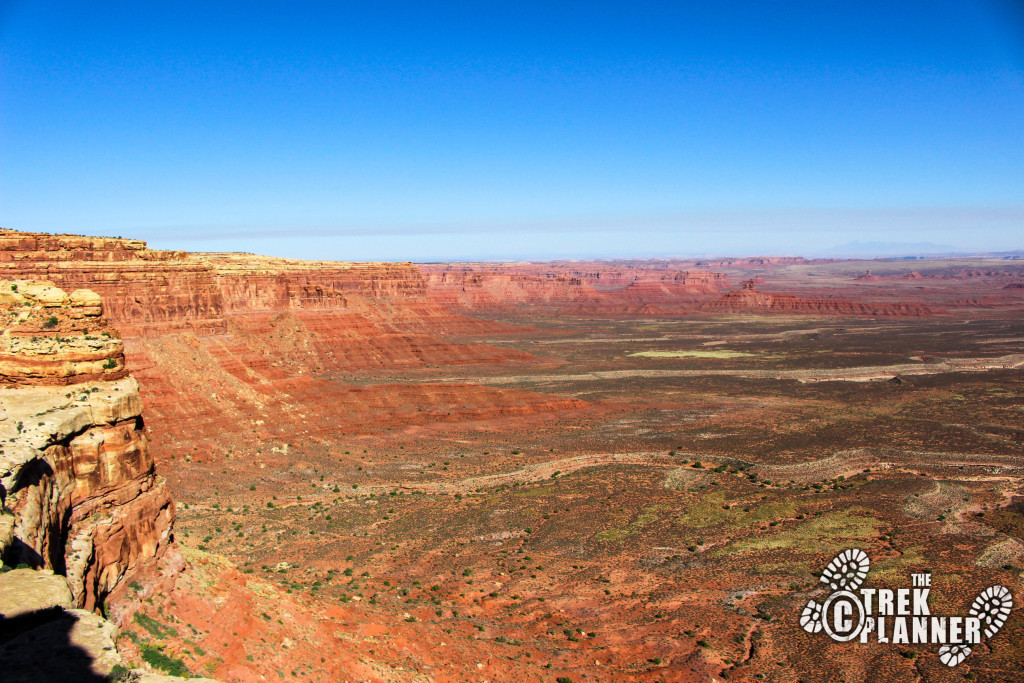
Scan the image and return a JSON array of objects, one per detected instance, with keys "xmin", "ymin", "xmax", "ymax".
[
  {"xmin": 420, "ymin": 263, "xmax": 728, "ymax": 310},
  {"xmin": 204, "ymin": 252, "xmax": 427, "ymax": 311},
  {"xmin": 422, "ymin": 269, "xmax": 600, "ymax": 307},
  {"xmin": 0, "ymin": 230, "xmax": 535, "ymax": 388},
  {"xmin": 0, "ymin": 280, "xmax": 174, "ymax": 611},
  {"xmin": 0, "ymin": 229, "xmax": 224, "ymax": 335},
  {"xmin": 700, "ymin": 286, "xmax": 936, "ymax": 317},
  {"xmin": 0, "ymin": 230, "xmax": 439, "ymax": 335},
  {"xmin": 0, "ymin": 231, "xmax": 553, "ymax": 509}
]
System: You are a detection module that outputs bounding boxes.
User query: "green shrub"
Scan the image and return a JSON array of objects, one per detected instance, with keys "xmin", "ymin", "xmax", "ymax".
[
  {"xmin": 132, "ymin": 612, "xmax": 178, "ymax": 639},
  {"xmin": 140, "ymin": 644, "xmax": 190, "ymax": 677}
]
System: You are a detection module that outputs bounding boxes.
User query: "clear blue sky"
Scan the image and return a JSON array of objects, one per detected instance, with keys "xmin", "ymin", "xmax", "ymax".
[{"xmin": 1, "ymin": 1, "xmax": 1022, "ymax": 260}]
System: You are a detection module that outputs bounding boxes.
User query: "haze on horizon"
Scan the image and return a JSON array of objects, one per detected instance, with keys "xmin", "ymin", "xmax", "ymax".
[{"xmin": 1, "ymin": 1, "xmax": 1022, "ymax": 262}]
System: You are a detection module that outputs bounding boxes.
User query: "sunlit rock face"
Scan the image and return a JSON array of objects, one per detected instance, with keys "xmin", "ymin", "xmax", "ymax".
[
  {"xmin": 420, "ymin": 262, "xmax": 730, "ymax": 311},
  {"xmin": 0, "ymin": 228, "xmax": 432, "ymax": 336},
  {"xmin": 700, "ymin": 284, "xmax": 936, "ymax": 316},
  {"xmin": 0, "ymin": 279, "xmax": 174, "ymax": 611}
]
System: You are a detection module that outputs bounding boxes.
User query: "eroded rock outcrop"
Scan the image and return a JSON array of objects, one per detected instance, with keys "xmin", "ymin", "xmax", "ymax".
[
  {"xmin": 0, "ymin": 229, "xmax": 440, "ymax": 337},
  {"xmin": 420, "ymin": 262, "xmax": 728, "ymax": 310},
  {"xmin": 0, "ymin": 230, "xmax": 225, "ymax": 335},
  {"xmin": 0, "ymin": 280, "xmax": 127, "ymax": 386},
  {"xmin": 0, "ymin": 281, "xmax": 174, "ymax": 611},
  {"xmin": 700, "ymin": 282, "xmax": 937, "ymax": 317}
]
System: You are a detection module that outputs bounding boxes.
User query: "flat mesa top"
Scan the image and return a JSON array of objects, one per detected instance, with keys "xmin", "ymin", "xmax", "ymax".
[{"xmin": 193, "ymin": 252, "xmax": 416, "ymax": 272}]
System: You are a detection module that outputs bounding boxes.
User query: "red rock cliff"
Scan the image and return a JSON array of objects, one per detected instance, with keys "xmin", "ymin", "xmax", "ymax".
[
  {"xmin": 700, "ymin": 283, "xmax": 936, "ymax": 317},
  {"xmin": 0, "ymin": 280, "xmax": 174, "ymax": 611},
  {"xmin": 420, "ymin": 262, "xmax": 728, "ymax": 310},
  {"xmin": 0, "ymin": 230, "xmax": 223, "ymax": 335},
  {"xmin": 0, "ymin": 230, "xmax": 433, "ymax": 336}
]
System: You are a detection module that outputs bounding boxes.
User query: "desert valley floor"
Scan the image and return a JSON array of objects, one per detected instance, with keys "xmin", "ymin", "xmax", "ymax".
[
  {"xmin": 2, "ymin": 231, "xmax": 1023, "ymax": 682},
  {"xmin": 162, "ymin": 313, "xmax": 1024, "ymax": 682}
]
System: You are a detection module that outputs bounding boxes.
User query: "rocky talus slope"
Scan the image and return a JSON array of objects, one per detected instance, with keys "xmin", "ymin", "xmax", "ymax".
[{"xmin": 0, "ymin": 280, "xmax": 207, "ymax": 681}]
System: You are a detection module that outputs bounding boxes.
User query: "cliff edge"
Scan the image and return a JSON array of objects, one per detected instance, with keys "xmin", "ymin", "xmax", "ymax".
[{"xmin": 0, "ymin": 280, "xmax": 200, "ymax": 681}]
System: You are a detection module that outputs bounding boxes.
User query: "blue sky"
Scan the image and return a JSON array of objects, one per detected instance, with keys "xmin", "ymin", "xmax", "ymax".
[{"xmin": 1, "ymin": 1, "xmax": 1022, "ymax": 260}]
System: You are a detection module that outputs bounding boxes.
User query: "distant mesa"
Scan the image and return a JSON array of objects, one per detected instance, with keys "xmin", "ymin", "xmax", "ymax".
[
  {"xmin": 690, "ymin": 256, "xmax": 811, "ymax": 267},
  {"xmin": 701, "ymin": 281, "xmax": 937, "ymax": 317},
  {"xmin": 420, "ymin": 262, "xmax": 729, "ymax": 312},
  {"xmin": 853, "ymin": 270, "xmax": 932, "ymax": 282}
]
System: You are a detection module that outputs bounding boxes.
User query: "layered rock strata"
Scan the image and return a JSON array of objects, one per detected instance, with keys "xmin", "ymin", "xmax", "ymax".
[
  {"xmin": 700, "ymin": 283, "xmax": 936, "ymax": 317},
  {"xmin": 420, "ymin": 263, "xmax": 728, "ymax": 310},
  {"xmin": 0, "ymin": 230, "xmax": 223, "ymax": 335},
  {"xmin": 0, "ymin": 230, "xmax": 439, "ymax": 336},
  {"xmin": 0, "ymin": 280, "xmax": 174, "ymax": 611}
]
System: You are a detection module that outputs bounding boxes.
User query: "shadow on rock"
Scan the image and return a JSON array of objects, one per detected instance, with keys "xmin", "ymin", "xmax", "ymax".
[{"xmin": 0, "ymin": 607, "xmax": 116, "ymax": 683}]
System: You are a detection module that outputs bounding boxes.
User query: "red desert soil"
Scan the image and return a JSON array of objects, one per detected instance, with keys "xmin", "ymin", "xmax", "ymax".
[{"xmin": 3, "ymin": 228, "xmax": 1024, "ymax": 682}]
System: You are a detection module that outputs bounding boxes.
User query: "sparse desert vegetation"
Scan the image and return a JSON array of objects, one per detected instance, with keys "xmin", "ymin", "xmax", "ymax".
[
  {"xmin": 131, "ymin": 256, "xmax": 1023, "ymax": 682},
  {"xmin": 3, "ymin": 231, "xmax": 1023, "ymax": 681}
]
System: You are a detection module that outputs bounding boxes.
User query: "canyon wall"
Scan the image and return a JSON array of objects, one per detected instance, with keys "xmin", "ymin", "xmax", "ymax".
[
  {"xmin": 0, "ymin": 228, "xmax": 512, "ymax": 341},
  {"xmin": 0, "ymin": 230, "xmax": 431, "ymax": 334},
  {"xmin": 4, "ymin": 229, "xmax": 966, "ymax": 331},
  {"xmin": 0, "ymin": 280, "xmax": 174, "ymax": 611},
  {"xmin": 700, "ymin": 284, "xmax": 936, "ymax": 316},
  {"xmin": 205, "ymin": 252, "xmax": 427, "ymax": 311},
  {"xmin": 420, "ymin": 261, "xmax": 945, "ymax": 317},
  {"xmin": 0, "ymin": 229, "xmax": 224, "ymax": 335},
  {"xmin": 420, "ymin": 262, "xmax": 729, "ymax": 311},
  {"xmin": 0, "ymin": 231, "xmax": 566, "ymax": 505}
]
